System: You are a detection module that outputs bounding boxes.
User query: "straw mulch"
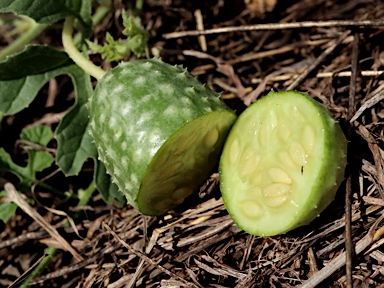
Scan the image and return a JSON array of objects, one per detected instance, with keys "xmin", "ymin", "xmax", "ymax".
[{"xmin": 2, "ymin": 0, "xmax": 384, "ymax": 287}]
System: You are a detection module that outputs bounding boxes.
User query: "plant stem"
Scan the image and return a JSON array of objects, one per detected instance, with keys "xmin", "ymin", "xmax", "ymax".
[
  {"xmin": 62, "ymin": 16, "xmax": 106, "ymax": 80},
  {"xmin": 92, "ymin": 5, "xmax": 112, "ymax": 26},
  {"xmin": 72, "ymin": 181, "xmax": 97, "ymax": 218},
  {"xmin": 136, "ymin": 0, "xmax": 144, "ymax": 11},
  {"xmin": 78, "ymin": 181, "xmax": 97, "ymax": 207},
  {"xmin": 37, "ymin": 182, "xmax": 66, "ymax": 198},
  {"xmin": 73, "ymin": 5, "xmax": 111, "ymax": 46},
  {"xmin": 19, "ymin": 182, "xmax": 96, "ymax": 287},
  {"xmin": 19, "ymin": 246, "xmax": 57, "ymax": 288},
  {"xmin": 0, "ymin": 19, "xmax": 49, "ymax": 62}
]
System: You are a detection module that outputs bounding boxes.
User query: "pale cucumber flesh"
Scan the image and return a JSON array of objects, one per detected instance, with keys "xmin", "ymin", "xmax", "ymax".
[
  {"xmin": 219, "ymin": 90, "xmax": 347, "ymax": 236},
  {"xmin": 139, "ymin": 110, "xmax": 236, "ymax": 216}
]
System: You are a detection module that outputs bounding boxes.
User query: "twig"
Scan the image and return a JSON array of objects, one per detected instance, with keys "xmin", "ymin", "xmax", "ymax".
[
  {"xmin": 17, "ymin": 139, "xmax": 57, "ymax": 154},
  {"xmin": 345, "ymin": 32, "xmax": 359, "ymax": 288},
  {"xmin": 8, "ymin": 253, "xmax": 48, "ymax": 288},
  {"xmin": 286, "ymin": 30, "xmax": 350, "ymax": 90},
  {"xmin": 176, "ymin": 218, "xmax": 234, "ymax": 247},
  {"xmin": 125, "ymin": 259, "xmax": 146, "ymax": 288},
  {"xmin": 363, "ymin": 196, "xmax": 384, "ymax": 206},
  {"xmin": 345, "ymin": 175, "xmax": 354, "ymax": 287},
  {"xmin": 102, "ymin": 222, "xmax": 199, "ymax": 288},
  {"xmin": 0, "ymin": 231, "xmax": 48, "ymax": 249},
  {"xmin": 239, "ymin": 235, "xmax": 255, "ymax": 270},
  {"xmin": 4, "ymin": 182, "xmax": 83, "ymax": 262},
  {"xmin": 299, "ymin": 214, "xmax": 384, "ymax": 288},
  {"xmin": 251, "ymin": 70, "xmax": 384, "ymax": 84},
  {"xmin": 307, "ymin": 248, "xmax": 319, "ymax": 277},
  {"xmin": 229, "ymin": 38, "xmax": 331, "ymax": 65},
  {"xmin": 182, "ymin": 50, "xmax": 246, "ymax": 99},
  {"xmin": 244, "ymin": 59, "xmax": 312, "ymax": 104},
  {"xmin": 163, "ymin": 19, "xmax": 384, "ymax": 39},
  {"xmin": 356, "ymin": 124, "xmax": 384, "ymax": 192},
  {"xmin": 175, "ymin": 226, "xmax": 241, "ymax": 262},
  {"xmin": 194, "ymin": 9, "xmax": 207, "ymax": 52},
  {"xmin": 350, "ymin": 87, "xmax": 384, "ymax": 122},
  {"xmin": 348, "ymin": 32, "xmax": 359, "ymax": 120},
  {"xmin": 30, "ymin": 245, "xmax": 119, "ymax": 285},
  {"xmin": 318, "ymin": 70, "xmax": 384, "ymax": 78}
]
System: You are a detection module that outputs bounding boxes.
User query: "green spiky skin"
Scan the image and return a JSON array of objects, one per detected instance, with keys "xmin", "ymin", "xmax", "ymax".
[
  {"xmin": 88, "ymin": 58, "xmax": 236, "ymax": 215},
  {"xmin": 219, "ymin": 90, "xmax": 347, "ymax": 236}
]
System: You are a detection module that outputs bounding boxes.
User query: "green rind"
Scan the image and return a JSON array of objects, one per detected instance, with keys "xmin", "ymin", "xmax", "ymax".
[
  {"xmin": 219, "ymin": 90, "xmax": 347, "ymax": 236},
  {"xmin": 295, "ymin": 96, "xmax": 347, "ymax": 227},
  {"xmin": 88, "ymin": 58, "xmax": 236, "ymax": 213}
]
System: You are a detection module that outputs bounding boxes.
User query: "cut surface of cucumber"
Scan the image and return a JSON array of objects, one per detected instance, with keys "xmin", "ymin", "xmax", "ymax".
[
  {"xmin": 88, "ymin": 58, "xmax": 236, "ymax": 215},
  {"xmin": 219, "ymin": 90, "xmax": 347, "ymax": 236},
  {"xmin": 139, "ymin": 110, "xmax": 232, "ymax": 215}
]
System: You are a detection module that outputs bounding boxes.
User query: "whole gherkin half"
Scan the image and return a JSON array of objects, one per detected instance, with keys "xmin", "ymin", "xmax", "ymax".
[{"xmin": 88, "ymin": 58, "xmax": 236, "ymax": 215}]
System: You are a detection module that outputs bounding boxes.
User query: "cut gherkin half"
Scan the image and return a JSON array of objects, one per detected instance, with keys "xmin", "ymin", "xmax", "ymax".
[
  {"xmin": 88, "ymin": 58, "xmax": 236, "ymax": 215},
  {"xmin": 219, "ymin": 90, "xmax": 347, "ymax": 236}
]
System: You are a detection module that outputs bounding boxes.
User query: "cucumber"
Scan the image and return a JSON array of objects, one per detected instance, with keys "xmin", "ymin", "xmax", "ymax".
[
  {"xmin": 88, "ymin": 58, "xmax": 236, "ymax": 215},
  {"xmin": 219, "ymin": 90, "xmax": 347, "ymax": 236}
]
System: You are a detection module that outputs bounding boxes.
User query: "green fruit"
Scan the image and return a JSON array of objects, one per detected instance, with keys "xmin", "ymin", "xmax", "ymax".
[
  {"xmin": 88, "ymin": 58, "xmax": 236, "ymax": 215},
  {"xmin": 219, "ymin": 90, "xmax": 347, "ymax": 236}
]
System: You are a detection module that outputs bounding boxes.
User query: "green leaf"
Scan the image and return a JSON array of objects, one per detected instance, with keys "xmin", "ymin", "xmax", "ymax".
[
  {"xmin": 0, "ymin": 191, "xmax": 18, "ymax": 223},
  {"xmin": 0, "ymin": 125, "xmax": 54, "ymax": 185},
  {"xmin": 0, "ymin": 0, "xmax": 92, "ymax": 29},
  {"xmin": 20, "ymin": 123, "xmax": 53, "ymax": 145},
  {"xmin": 0, "ymin": 78, "xmax": 49, "ymax": 115},
  {"xmin": 28, "ymin": 151, "xmax": 53, "ymax": 176},
  {"xmin": 0, "ymin": 45, "xmax": 122, "ymax": 205},
  {"xmin": 122, "ymin": 11, "xmax": 148, "ymax": 56},
  {"xmin": 20, "ymin": 125, "xmax": 54, "ymax": 178},
  {"xmin": 0, "ymin": 202, "xmax": 18, "ymax": 222},
  {"xmin": 87, "ymin": 10, "xmax": 148, "ymax": 62},
  {"xmin": 0, "ymin": 45, "xmax": 74, "ymax": 115},
  {"xmin": 0, "ymin": 44, "xmax": 96, "ymax": 176},
  {"xmin": 55, "ymin": 64, "xmax": 98, "ymax": 176},
  {"xmin": 0, "ymin": 45, "xmax": 73, "ymax": 81},
  {"xmin": 95, "ymin": 161, "xmax": 125, "ymax": 206},
  {"xmin": 86, "ymin": 33, "xmax": 130, "ymax": 62},
  {"xmin": 0, "ymin": 148, "xmax": 27, "ymax": 181}
]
